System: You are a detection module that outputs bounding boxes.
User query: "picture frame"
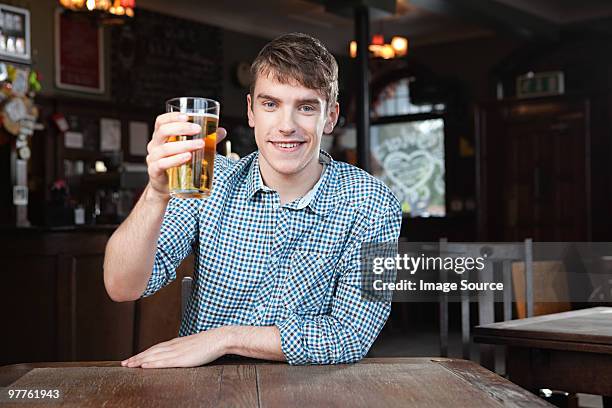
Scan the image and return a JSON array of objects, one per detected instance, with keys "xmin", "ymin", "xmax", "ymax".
[{"xmin": 54, "ymin": 8, "xmax": 104, "ymax": 93}]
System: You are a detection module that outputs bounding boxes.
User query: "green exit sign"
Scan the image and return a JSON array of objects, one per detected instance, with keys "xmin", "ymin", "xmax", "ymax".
[{"xmin": 516, "ymin": 71, "xmax": 564, "ymax": 98}]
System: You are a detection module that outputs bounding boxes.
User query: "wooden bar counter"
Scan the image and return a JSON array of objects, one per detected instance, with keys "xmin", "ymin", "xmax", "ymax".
[{"xmin": 0, "ymin": 226, "xmax": 193, "ymax": 366}]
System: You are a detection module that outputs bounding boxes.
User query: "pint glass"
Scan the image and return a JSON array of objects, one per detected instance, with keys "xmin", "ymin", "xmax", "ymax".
[{"xmin": 165, "ymin": 97, "xmax": 220, "ymax": 198}]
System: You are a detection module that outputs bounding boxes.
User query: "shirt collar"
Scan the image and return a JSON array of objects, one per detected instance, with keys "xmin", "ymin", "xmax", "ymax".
[
  {"xmin": 294, "ymin": 162, "xmax": 327, "ymax": 210},
  {"xmin": 245, "ymin": 153, "xmax": 265, "ymax": 200},
  {"xmin": 245, "ymin": 150, "xmax": 337, "ymax": 216}
]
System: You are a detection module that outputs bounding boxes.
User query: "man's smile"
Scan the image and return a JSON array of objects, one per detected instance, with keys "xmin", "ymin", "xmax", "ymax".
[{"xmin": 269, "ymin": 140, "xmax": 306, "ymax": 152}]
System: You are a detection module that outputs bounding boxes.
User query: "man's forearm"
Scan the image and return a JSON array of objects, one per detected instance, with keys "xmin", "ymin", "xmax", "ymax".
[
  {"xmin": 222, "ymin": 325, "xmax": 287, "ymax": 362},
  {"xmin": 103, "ymin": 183, "xmax": 169, "ymax": 301}
]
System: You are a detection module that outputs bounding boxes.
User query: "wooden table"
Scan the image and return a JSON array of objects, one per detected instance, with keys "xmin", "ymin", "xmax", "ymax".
[
  {"xmin": 0, "ymin": 357, "xmax": 551, "ymax": 407},
  {"xmin": 474, "ymin": 307, "xmax": 612, "ymax": 406}
]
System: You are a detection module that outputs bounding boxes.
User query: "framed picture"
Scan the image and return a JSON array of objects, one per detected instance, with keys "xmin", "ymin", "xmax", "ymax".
[
  {"xmin": 100, "ymin": 118, "xmax": 121, "ymax": 152},
  {"xmin": 128, "ymin": 121, "xmax": 149, "ymax": 157},
  {"xmin": 54, "ymin": 9, "xmax": 104, "ymax": 93},
  {"xmin": 0, "ymin": 4, "xmax": 31, "ymax": 63}
]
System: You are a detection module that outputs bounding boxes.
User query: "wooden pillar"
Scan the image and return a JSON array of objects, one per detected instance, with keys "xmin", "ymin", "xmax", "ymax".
[{"xmin": 354, "ymin": 5, "xmax": 371, "ymax": 172}]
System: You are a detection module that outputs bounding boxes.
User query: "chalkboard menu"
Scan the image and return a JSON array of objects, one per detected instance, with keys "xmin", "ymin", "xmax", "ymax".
[{"xmin": 111, "ymin": 9, "xmax": 222, "ymax": 109}]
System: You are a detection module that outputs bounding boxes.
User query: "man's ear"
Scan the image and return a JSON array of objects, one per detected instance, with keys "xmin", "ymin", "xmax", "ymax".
[
  {"xmin": 324, "ymin": 102, "xmax": 340, "ymax": 134},
  {"xmin": 247, "ymin": 94, "xmax": 255, "ymax": 128}
]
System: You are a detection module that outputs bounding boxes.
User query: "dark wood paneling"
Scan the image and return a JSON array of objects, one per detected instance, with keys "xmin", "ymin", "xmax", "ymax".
[
  {"xmin": 73, "ymin": 254, "xmax": 135, "ymax": 361},
  {"xmin": 477, "ymin": 96, "xmax": 591, "ymax": 241},
  {"xmin": 0, "ymin": 229, "xmax": 136, "ymax": 365},
  {"xmin": 0, "ymin": 255, "xmax": 58, "ymax": 365},
  {"xmin": 135, "ymin": 255, "xmax": 194, "ymax": 352}
]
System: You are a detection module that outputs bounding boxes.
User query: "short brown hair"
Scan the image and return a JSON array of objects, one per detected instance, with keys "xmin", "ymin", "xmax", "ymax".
[{"xmin": 250, "ymin": 32, "xmax": 338, "ymax": 111}]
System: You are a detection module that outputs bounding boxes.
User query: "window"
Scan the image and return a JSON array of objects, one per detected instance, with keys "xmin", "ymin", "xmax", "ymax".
[
  {"xmin": 371, "ymin": 118, "xmax": 446, "ymax": 217},
  {"xmin": 373, "ymin": 77, "xmax": 445, "ymax": 118}
]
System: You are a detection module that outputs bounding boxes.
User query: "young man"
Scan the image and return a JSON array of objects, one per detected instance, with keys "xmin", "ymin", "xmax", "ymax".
[{"xmin": 104, "ymin": 33, "xmax": 402, "ymax": 368}]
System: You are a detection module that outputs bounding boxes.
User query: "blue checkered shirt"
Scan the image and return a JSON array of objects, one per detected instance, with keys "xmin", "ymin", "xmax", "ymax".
[{"xmin": 142, "ymin": 150, "xmax": 402, "ymax": 365}]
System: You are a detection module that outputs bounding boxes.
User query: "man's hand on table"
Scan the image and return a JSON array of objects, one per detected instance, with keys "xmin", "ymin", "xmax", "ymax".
[
  {"xmin": 121, "ymin": 326, "xmax": 230, "ymax": 368},
  {"xmin": 121, "ymin": 325, "xmax": 285, "ymax": 368}
]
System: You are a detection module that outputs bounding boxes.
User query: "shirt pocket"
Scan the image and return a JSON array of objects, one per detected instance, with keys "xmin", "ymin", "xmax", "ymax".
[{"xmin": 282, "ymin": 250, "xmax": 336, "ymax": 316}]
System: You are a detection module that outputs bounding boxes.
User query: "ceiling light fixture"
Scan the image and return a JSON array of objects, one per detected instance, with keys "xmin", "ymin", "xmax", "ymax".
[
  {"xmin": 350, "ymin": 35, "xmax": 408, "ymax": 59},
  {"xmin": 58, "ymin": 0, "xmax": 135, "ymax": 23}
]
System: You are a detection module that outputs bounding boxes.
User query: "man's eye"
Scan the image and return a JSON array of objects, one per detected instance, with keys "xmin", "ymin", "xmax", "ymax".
[
  {"xmin": 263, "ymin": 101, "xmax": 276, "ymax": 109},
  {"xmin": 300, "ymin": 105, "xmax": 315, "ymax": 112}
]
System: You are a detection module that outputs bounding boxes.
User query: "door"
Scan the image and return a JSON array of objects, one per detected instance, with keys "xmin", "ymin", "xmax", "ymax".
[{"xmin": 478, "ymin": 97, "xmax": 590, "ymax": 241}]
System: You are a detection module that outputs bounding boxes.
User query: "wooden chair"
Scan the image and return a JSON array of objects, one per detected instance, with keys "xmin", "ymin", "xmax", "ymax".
[{"xmin": 438, "ymin": 238, "xmax": 534, "ymax": 372}]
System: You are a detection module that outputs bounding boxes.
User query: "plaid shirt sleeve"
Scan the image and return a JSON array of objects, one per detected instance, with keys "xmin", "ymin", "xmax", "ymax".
[
  {"xmin": 140, "ymin": 196, "xmax": 202, "ymax": 298},
  {"xmin": 277, "ymin": 194, "xmax": 402, "ymax": 365},
  {"xmin": 140, "ymin": 154, "xmax": 235, "ymax": 299}
]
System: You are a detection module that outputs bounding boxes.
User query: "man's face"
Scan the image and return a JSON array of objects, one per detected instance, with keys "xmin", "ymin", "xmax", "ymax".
[{"xmin": 247, "ymin": 72, "xmax": 339, "ymax": 178}]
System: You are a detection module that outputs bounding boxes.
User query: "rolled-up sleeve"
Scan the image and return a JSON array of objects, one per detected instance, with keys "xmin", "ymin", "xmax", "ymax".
[
  {"xmin": 140, "ymin": 197, "xmax": 202, "ymax": 298},
  {"xmin": 277, "ymin": 196, "xmax": 402, "ymax": 365}
]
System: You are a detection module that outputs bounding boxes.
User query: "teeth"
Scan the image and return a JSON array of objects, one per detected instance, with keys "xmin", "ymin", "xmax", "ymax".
[{"xmin": 276, "ymin": 143, "xmax": 299, "ymax": 148}]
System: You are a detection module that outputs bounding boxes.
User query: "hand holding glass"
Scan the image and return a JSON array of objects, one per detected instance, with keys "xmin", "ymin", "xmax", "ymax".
[{"xmin": 165, "ymin": 97, "xmax": 220, "ymax": 198}]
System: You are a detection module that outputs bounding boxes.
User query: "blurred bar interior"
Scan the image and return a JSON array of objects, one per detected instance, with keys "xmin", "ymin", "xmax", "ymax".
[{"xmin": 1, "ymin": 0, "xmax": 611, "ymax": 406}]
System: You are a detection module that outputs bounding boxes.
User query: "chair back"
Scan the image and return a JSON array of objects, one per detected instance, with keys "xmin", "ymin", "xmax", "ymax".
[
  {"xmin": 438, "ymin": 238, "xmax": 534, "ymax": 371},
  {"xmin": 181, "ymin": 276, "xmax": 193, "ymax": 318}
]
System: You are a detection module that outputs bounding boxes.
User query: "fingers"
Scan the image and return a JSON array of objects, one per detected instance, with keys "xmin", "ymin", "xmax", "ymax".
[
  {"xmin": 136, "ymin": 338, "xmax": 197, "ymax": 368},
  {"xmin": 123, "ymin": 348, "xmax": 172, "ymax": 367},
  {"xmin": 122, "ymin": 338, "xmax": 181, "ymax": 367},
  {"xmin": 147, "ymin": 152, "xmax": 192, "ymax": 178},
  {"xmin": 146, "ymin": 113, "xmax": 226, "ymax": 194},
  {"xmin": 148, "ymin": 139, "xmax": 203, "ymax": 162},
  {"xmin": 151, "ymin": 113, "xmax": 225, "ymax": 148},
  {"xmin": 147, "ymin": 127, "xmax": 225, "ymax": 176},
  {"xmin": 123, "ymin": 344, "xmax": 188, "ymax": 368},
  {"xmin": 139, "ymin": 351, "xmax": 182, "ymax": 368},
  {"xmin": 150, "ymin": 121, "xmax": 202, "ymax": 147},
  {"xmin": 216, "ymin": 127, "xmax": 227, "ymax": 144},
  {"xmin": 126, "ymin": 351, "xmax": 177, "ymax": 368},
  {"xmin": 154, "ymin": 112, "xmax": 188, "ymax": 132},
  {"xmin": 121, "ymin": 343, "xmax": 167, "ymax": 365},
  {"xmin": 141, "ymin": 356, "xmax": 182, "ymax": 369},
  {"xmin": 121, "ymin": 332, "xmax": 221, "ymax": 369}
]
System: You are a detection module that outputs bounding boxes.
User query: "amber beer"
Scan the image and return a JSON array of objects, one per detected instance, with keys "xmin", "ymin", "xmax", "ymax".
[{"xmin": 165, "ymin": 98, "xmax": 220, "ymax": 198}]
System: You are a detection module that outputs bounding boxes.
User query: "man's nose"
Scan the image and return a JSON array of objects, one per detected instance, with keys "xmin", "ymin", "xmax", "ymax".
[{"xmin": 278, "ymin": 108, "xmax": 297, "ymax": 135}]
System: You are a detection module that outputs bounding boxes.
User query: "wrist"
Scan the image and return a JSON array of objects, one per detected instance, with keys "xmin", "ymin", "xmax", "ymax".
[
  {"xmin": 143, "ymin": 183, "xmax": 170, "ymax": 206},
  {"xmin": 218, "ymin": 325, "xmax": 240, "ymax": 355}
]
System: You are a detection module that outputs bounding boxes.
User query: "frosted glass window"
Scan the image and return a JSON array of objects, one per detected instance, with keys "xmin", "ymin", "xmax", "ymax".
[{"xmin": 371, "ymin": 119, "xmax": 446, "ymax": 217}]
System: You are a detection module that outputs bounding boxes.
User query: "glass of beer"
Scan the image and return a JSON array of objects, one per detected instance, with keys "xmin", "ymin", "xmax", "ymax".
[{"xmin": 165, "ymin": 97, "xmax": 220, "ymax": 199}]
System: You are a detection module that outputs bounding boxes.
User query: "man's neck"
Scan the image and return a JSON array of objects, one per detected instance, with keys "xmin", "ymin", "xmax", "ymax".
[{"xmin": 259, "ymin": 154, "xmax": 324, "ymax": 205}]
